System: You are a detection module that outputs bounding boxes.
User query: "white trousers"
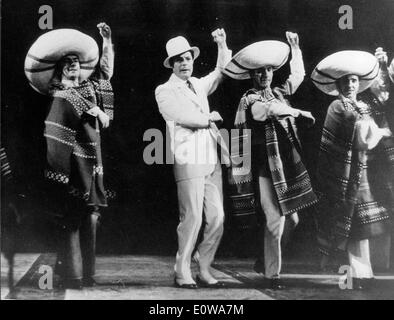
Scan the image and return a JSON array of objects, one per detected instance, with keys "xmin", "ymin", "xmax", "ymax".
[
  {"xmin": 347, "ymin": 239, "xmax": 374, "ymax": 279},
  {"xmin": 174, "ymin": 166, "xmax": 224, "ymax": 283},
  {"xmin": 258, "ymin": 176, "xmax": 286, "ymax": 279}
]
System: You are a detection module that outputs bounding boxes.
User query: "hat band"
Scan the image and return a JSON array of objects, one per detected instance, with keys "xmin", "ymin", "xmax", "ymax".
[
  {"xmin": 25, "ymin": 65, "xmax": 56, "ymax": 73},
  {"xmin": 27, "ymin": 53, "xmax": 98, "ymax": 65},
  {"xmin": 314, "ymin": 61, "xmax": 379, "ymax": 83},
  {"xmin": 224, "ymin": 68, "xmax": 246, "ymax": 76},
  {"xmin": 231, "ymin": 59, "xmax": 254, "ymax": 71},
  {"xmin": 27, "ymin": 53, "xmax": 57, "ymax": 64}
]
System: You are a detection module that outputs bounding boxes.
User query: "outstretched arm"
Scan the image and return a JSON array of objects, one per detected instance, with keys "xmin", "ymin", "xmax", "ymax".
[
  {"xmin": 275, "ymin": 32, "xmax": 305, "ymax": 96},
  {"xmin": 355, "ymin": 118, "xmax": 392, "ymax": 150},
  {"xmin": 97, "ymin": 22, "xmax": 114, "ymax": 80}
]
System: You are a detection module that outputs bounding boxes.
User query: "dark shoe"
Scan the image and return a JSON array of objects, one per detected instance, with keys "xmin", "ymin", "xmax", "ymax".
[
  {"xmin": 253, "ymin": 259, "xmax": 265, "ymax": 275},
  {"xmin": 82, "ymin": 277, "xmax": 97, "ymax": 287},
  {"xmin": 61, "ymin": 279, "xmax": 83, "ymax": 290},
  {"xmin": 173, "ymin": 278, "xmax": 198, "ymax": 289},
  {"xmin": 351, "ymin": 278, "xmax": 364, "ymax": 290},
  {"xmin": 196, "ymin": 276, "xmax": 226, "ymax": 288},
  {"xmin": 268, "ymin": 278, "xmax": 285, "ymax": 290}
]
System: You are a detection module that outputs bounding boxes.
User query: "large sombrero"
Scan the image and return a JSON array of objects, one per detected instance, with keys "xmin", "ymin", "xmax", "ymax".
[
  {"xmin": 223, "ymin": 40, "xmax": 290, "ymax": 80},
  {"xmin": 311, "ymin": 50, "xmax": 379, "ymax": 96},
  {"xmin": 388, "ymin": 58, "xmax": 394, "ymax": 83},
  {"xmin": 24, "ymin": 29, "xmax": 99, "ymax": 95}
]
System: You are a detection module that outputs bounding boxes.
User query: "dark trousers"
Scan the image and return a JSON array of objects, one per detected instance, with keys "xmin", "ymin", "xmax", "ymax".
[{"xmin": 56, "ymin": 207, "xmax": 99, "ymax": 280}]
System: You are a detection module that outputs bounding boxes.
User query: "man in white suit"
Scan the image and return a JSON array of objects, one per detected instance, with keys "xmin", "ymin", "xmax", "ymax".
[{"xmin": 155, "ymin": 29, "xmax": 231, "ymax": 288}]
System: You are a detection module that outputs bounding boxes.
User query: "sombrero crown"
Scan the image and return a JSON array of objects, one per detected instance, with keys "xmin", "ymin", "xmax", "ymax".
[
  {"xmin": 311, "ymin": 50, "xmax": 379, "ymax": 96},
  {"xmin": 224, "ymin": 40, "xmax": 290, "ymax": 80},
  {"xmin": 24, "ymin": 29, "xmax": 99, "ymax": 95}
]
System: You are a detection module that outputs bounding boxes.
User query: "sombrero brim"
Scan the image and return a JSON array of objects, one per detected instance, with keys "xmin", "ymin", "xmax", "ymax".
[
  {"xmin": 24, "ymin": 29, "xmax": 99, "ymax": 95},
  {"xmin": 223, "ymin": 40, "xmax": 290, "ymax": 80},
  {"xmin": 163, "ymin": 47, "xmax": 200, "ymax": 69},
  {"xmin": 311, "ymin": 50, "xmax": 379, "ymax": 96},
  {"xmin": 388, "ymin": 58, "xmax": 394, "ymax": 83}
]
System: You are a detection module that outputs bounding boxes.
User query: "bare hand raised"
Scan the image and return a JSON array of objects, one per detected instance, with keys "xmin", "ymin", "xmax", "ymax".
[
  {"xmin": 97, "ymin": 22, "xmax": 112, "ymax": 40},
  {"xmin": 375, "ymin": 47, "xmax": 388, "ymax": 65},
  {"xmin": 286, "ymin": 31, "xmax": 299, "ymax": 48},
  {"xmin": 211, "ymin": 28, "xmax": 226, "ymax": 45}
]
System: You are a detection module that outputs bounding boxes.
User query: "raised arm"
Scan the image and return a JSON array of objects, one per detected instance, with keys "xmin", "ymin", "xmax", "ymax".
[
  {"xmin": 275, "ymin": 32, "xmax": 305, "ymax": 96},
  {"xmin": 97, "ymin": 22, "xmax": 114, "ymax": 80},
  {"xmin": 200, "ymin": 28, "xmax": 232, "ymax": 96},
  {"xmin": 370, "ymin": 47, "xmax": 390, "ymax": 103}
]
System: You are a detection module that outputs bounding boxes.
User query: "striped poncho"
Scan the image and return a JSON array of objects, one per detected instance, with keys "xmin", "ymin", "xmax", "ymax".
[
  {"xmin": 44, "ymin": 76, "xmax": 114, "ymax": 219},
  {"xmin": 316, "ymin": 94, "xmax": 394, "ymax": 254},
  {"xmin": 228, "ymin": 89, "xmax": 317, "ymax": 229}
]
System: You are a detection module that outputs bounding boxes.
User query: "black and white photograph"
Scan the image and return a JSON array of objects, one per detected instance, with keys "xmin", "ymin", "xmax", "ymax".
[{"xmin": 1, "ymin": 0, "xmax": 394, "ymax": 305}]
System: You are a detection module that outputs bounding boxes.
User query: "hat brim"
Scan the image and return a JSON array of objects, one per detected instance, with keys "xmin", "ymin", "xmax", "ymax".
[
  {"xmin": 24, "ymin": 29, "xmax": 99, "ymax": 95},
  {"xmin": 311, "ymin": 50, "xmax": 379, "ymax": 96},
  {"xmin": 163, "ymin": 47, "xmax": 200, "ymax": 69},
  {"xmin": 388, "ymin": 58, "xmax": 394, "ymax": 83},
  {"xmin": 223, "ymin": 40, "xmax": 290, "ymax": 80}
]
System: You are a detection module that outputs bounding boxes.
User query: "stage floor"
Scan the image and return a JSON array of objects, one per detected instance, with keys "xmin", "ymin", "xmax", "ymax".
[{"xmin": 1, "ymin": 253, "xmax": 394, "ymax": 300}]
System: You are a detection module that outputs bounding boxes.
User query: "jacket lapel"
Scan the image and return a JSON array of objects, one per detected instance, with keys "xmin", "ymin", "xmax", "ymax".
[{"xmin": 169, "ymin": 74, "xmax": 203, "ymax": 108}]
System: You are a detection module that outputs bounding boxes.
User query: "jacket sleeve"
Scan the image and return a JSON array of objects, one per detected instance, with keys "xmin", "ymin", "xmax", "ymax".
[
  {"xmin": 354, "ymin": 118, "xmax": 391, "ymax": 150},
  {"xmin": 99, "ymin": 39, "xmax": 115, "ymax": 80},
  {"xmin": 199, "ymin": 47, "xmax": 232, "ymax": 96},
  {"xmin": 91, "ymin": 39, "xmax": 114, "ymax": 81},
  {"xmin": 155, "ymin": 85, "xmax": 210, "ymax": 128},
  {"xmin": 249, "ymin": 94, "xmax": 299, "ymax": 122},
  {"xmin": 369, "ymin": 68, "xmax": 390, "ymax": 104},
  {"xmin": 274, "ymin": 47, "xmax": 305, "ymax": 96}
]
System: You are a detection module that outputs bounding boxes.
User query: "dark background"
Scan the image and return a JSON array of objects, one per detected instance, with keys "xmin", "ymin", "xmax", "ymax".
[{"xmin": 2, "ymin": 0, "xmax": 394, "ymax": 260}]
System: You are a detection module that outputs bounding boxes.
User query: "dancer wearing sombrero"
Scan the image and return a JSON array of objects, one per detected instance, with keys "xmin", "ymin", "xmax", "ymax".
[
  {"xmin": 24, "ymin": 23, "xmax": 114, "ymax": 289},
  {"xmin": 311, "ymin": 48, "xmax": 393, "ymax": 290},
  {"xmin": 226, "ymin": 32, "xmax": 317, "ymax": 289}
]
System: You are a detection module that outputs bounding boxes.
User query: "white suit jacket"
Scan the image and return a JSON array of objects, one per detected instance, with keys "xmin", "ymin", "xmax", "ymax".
[{"xmin": 155, "ymin": 48, "xmax": 232, "ymax": 182}]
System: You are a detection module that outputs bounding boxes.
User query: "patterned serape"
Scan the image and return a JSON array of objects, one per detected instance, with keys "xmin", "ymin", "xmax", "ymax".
[
  {"xmin": 228, "ymin": 89, "xmax": 317, "ymax": 229},
  {"xmin": 316, "ymin": 93, "xmax": 394, "ymax": 254},
  {"xmin": 44, "ymin": 75, "xmax": 114, "ymax": 215}
]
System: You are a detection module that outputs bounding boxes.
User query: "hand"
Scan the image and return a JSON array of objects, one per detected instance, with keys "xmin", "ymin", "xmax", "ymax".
[
  {"xmin": 211, "ymin": 28, "xmax": 226, "ymax": 46},
  {"xmin": 375, "ymin": 47, "xmax": 388, "ymax": 65},
  {"xmin": 97, "ymin": 110, "xmax": 110, "ymax": 128},
  {"xmin": 286, "ymin": 31, "xmax": 299, "ymax": 48},
  {"xmin": 97, "ymin": 22, "xmax": 112, "ymax": 40},
  {"xmin": 298, "ymin": 110, "xmax": 315, "ymax": 126},
  {"xmin": 288, "ymin": 212, "xmax": 299, "ymax": 228},
  {"xmin": 209, "ymin": 111, "xmax": 223, "ymax": 123},
  {"xmin": 380, "ymin": 127, "xmax": 392, "ymax": 138}
]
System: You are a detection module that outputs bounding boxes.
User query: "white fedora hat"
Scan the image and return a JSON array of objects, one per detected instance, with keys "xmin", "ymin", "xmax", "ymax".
[
  {"xmin": 24, "ymin": 29, "xmax": 99, "ymax": 95},
  {"xmin": 223, "ymin": 40, "xmax": 290, "ymax": 80},
  {"xmin": 311, "ymin": 50, "xmax": 379, "ymax": 96},
  {"xmin": 163, "ymin": 36, "xmax": 200, "ymax": 69}
]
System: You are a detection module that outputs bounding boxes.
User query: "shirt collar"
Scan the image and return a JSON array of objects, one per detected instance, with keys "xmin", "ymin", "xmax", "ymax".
[{"xmin": 170, "ymin": 73, "xmax": 192, "ymax": 86}]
